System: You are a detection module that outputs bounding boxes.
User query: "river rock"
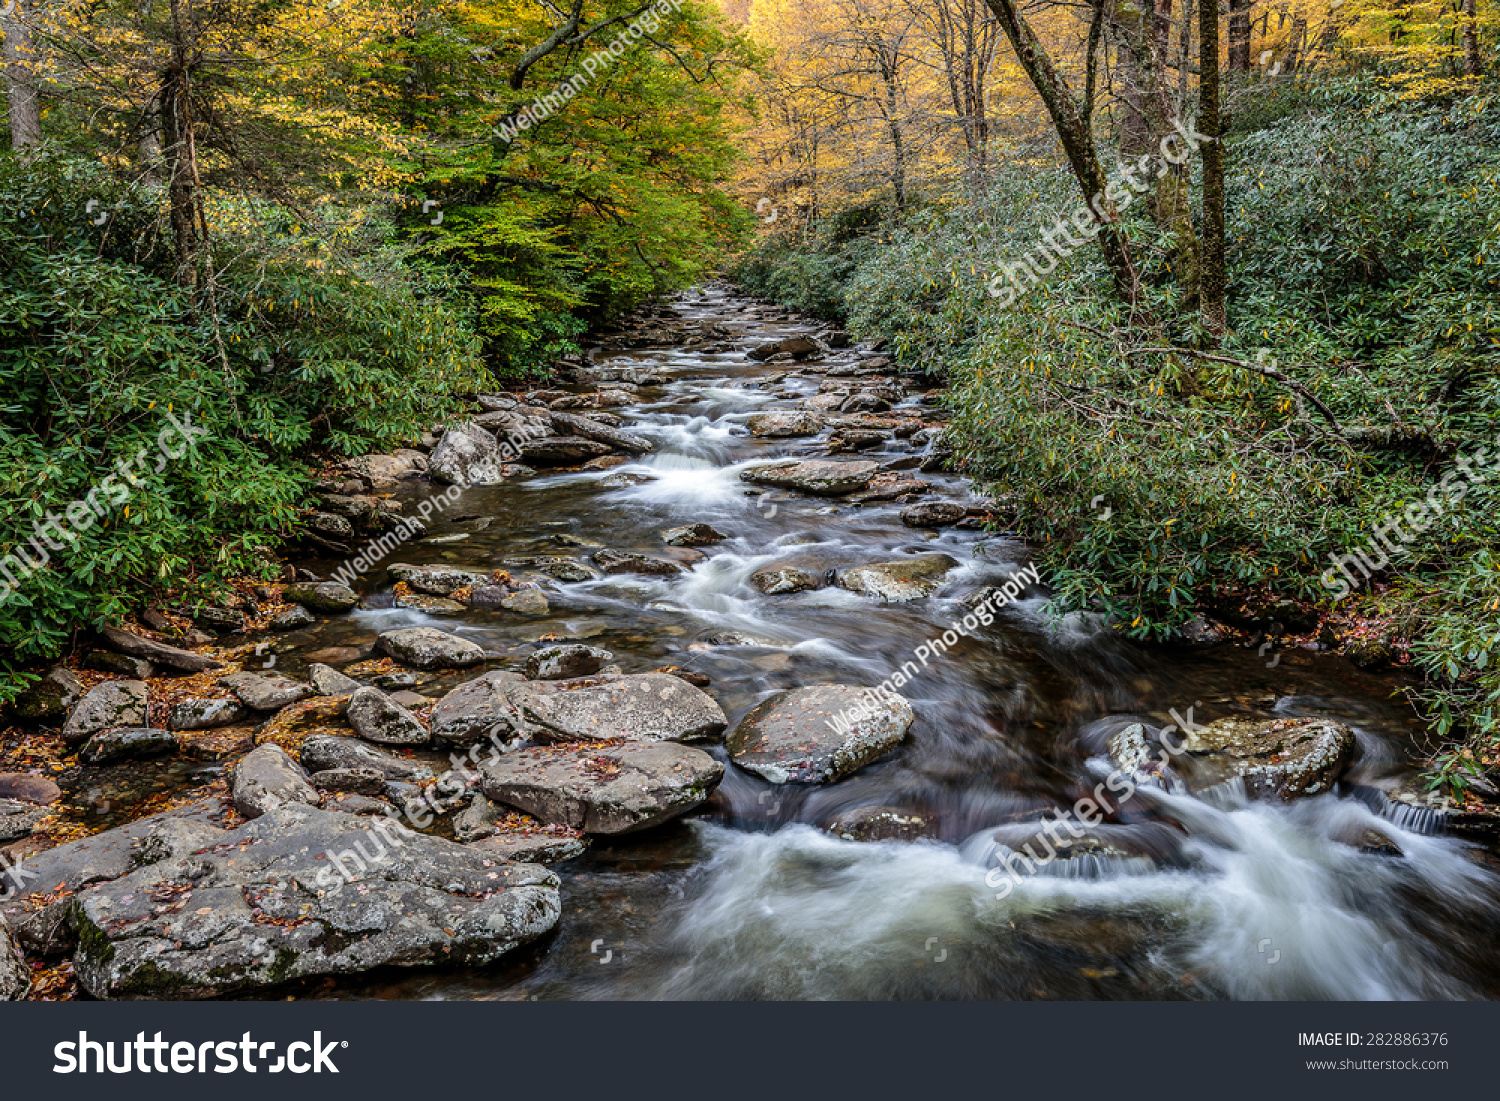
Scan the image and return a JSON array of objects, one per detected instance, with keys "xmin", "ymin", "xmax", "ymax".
[
  {"xmin": 601, "ymin": 471, "xmax": 656, "ymax": 488},
  {"xmin": 521, "ymin": 436, "xmax": 613, "ymax": 466},
  {"xmin": 522, "ymin": 556, "xmax": 598, "ymax": 582},
  {"xmin": 83, "ymin": 650, "xmax": 153, "ymax": 678},
  {"xmin": 747, "ymin": 335, "xmax": 828, "ymax": 361},
  {"xmin": 501, "ymin": 590, "xmax": 550, "ymax": 616},
  {"xmin": 825, "ymin": 805, "xmax": 935, "ymax": 842},
  {"xmin": 269, "ymin": 604, "xmax": 317, "ymax": 630},
  {"xmin": 0, "ymin": 773, "xmax": 61, "ymax": 806},
  {"xmin": 219, "ymin": 671, "xmax": 315, "ymax": 711},
  {"xmin": 346, "ymin": 687, "xmax": 428, "ymax": 746},
  {"xmin": 377, "ymin": 626, "xmax": 486, "ymax": 668},
  {"xmin": 510, "ymin": 673, "xmax": 728, "ymax": 743},
  {"xmin": 747, "ymin": 411, "xmax": 825, "ymax": 438},
  {"xmin": 470, "ymin": 833, "xmax": 589, "ymax": 865},
  {"xmin": 68, "ymin": 804, "xmax": 561, "ymax": 999},
  {"xmin": 525, "ymin": 644, "xmax": 613, "ymax": 681},
  {"xmin": 232, "ymin": 744, "xmax": 321, "ymax": 818},
  {"xmin": 900, "ymin": 501, "xmax": 968, "ymax": 527},
  {"xmin": 394, "ymin": 590, "xmax": 466, "ymax": 614},
  {"xmin": 62, "ymin": 680, "xmax": 148, "ymax": 744},
  {"xmin": 308, "ymin": 767, "xmax": 388, "ymax": 797},
  {"xmin": 726, "ymin": 685, "xmax": 914, "ymax": 784},
  {"xmin": 741, "ymin": 459, "xmax": 879, "ymax": 496},
  {"xmin": 429, "ymin": 422, "xmax": 506, "ymax": 486},
  {"xmin": 592, "ymin": 550, "xmax": 683, "ymax": 576},
  {"xmin": 662, "ymin": 523, "xmax": 729, "ymax": 547},
  {"xmin": 837, "ymin": 554, "xmax": 959, "ymax": 602},
  {"xmin": 79, "ymin": 727, "xmax": 178, "ymax": 766},
  {"xmin": 299, "ymin": 736, "xmax": 435, "ymax": 782},
  {"xmin": 481, "ymin": 741, "xmax": 724, "ymax": 833},
  {"xmin": 452, "ymin": 793, "xmax": 507, "ymax": 841},
  {"xmin": 8, "ymin": 666, "xmax": 83, "ymax": 719},
  {"xmin": 168, "ymin": 697, "xmax": 249, "ymax": 730},
  {"xmin": 0, "ymin": 800, "xmax": 46, "ymax": 843},
  {"xmin": 549, "ymin": 410, "xmax": 654, "ymax": 454},
  {"xmin": 1180, "ymin": 716, "xmax": 1356, "ymax": 799},
  {"xmin": 430, "ymin": 670, "xmax": 529, "ymax": 746},
  {"xmin": 343, "ymin": 452, "xmax": 424, "ymax": 484},
  {"xmin": 99, "ymin": 626, "xmax": 223, "ymax": 674},
  {"xmin": 750, "ymin": 565, "xmax": 824, "ymax": 594},
  {"xmin": 283, "ymin": 581, "xmax": 358, "ymax": 613},
  {"xmin": 307, "ymin": 512, "xmax": 354, "ymax": 541},
  {"xmin": 308, "ymin": 663, "xmax": 361, "ymax": 696},
  {"xmin": 388, "ymin": 562, "xmax": 488, "ymax": 595},
  {"xmin": 0, "ymin": 924, "xmax": 27, "ymax": 999}
]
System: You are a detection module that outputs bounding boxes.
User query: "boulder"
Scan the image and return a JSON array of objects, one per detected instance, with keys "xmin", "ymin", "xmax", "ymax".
[
  {"xmin": 591, "ymin": 550, "xmax": 683, "ymax": 576},
  {"xmin": 825, "ymin": 805, "xmax": 935, "ymax": 842},
  {"xmin": 62, "ymin": 680, "xmax": 148, "ymax": 744},
  {"xmin": 282, "ymin": 581, "xmax": 358, "ymax": 613},
  {"xmin": 377, "ymin": 627, "xmax": 486, "ymax": 669},
  {"xmin": 387, "ymin": 562, "xmax": 488, "ymax": 595},
  {"xmin": 308, "ymin": 768, "xmax": 388, "ymax": 797},
  {"xmin": 167, "ymin": 697, "xmax": 249, "ymax": 731},
  {"xmin": 525, "ymin": 644, "xmax": 613, "ymax": 681},
  {"xmin": 343, "ymin": 452, "xmax": 424, "ymax": 484},
  {"xmin": 430, "ymin": 670, "xmax": 530, "ymax": 746},
  {"xmin": 662, "ymin": 523, "xmax": 729, "ymax": 547},
  {"xmin": 429, "ymin": 422, "xmax": 506, "ymax": 486},
  {"xmin": 219, "ymin": 672, "xmax": 315, "ymax": 711},
  {"xmin": 549, "ymin": 411, "xmax": 654, "ymax": 454},
  {"xmin": 837, "ymin": 553, "xmax": 959, "ymax": 602},
  {"xmin": 308, "ymin": 663, "xmax": 361, "ymax": 697},
  {"xmin": 79, "ymin": 727, "xmax": 178, "ymax": 766},
  {"xmin": 100, "ymin": 626, "xmax": 222, "ymax": 673},
  {"xmin": 747, "ymin": 411, "xmax": 825, "ymax": 438},
  {"xmin": 725, "ymin": 685, "xmax": 914, "ymax": 784},
  {"xmin": 0, "ymin": 924, "xmax": 28, "ymax": 1000},
  {"xmin": 741, "ymin": 459, "xmax": 879, "ymax": 496},
  {"xmin": 1, "ymin": 800, "xmax": 47, "ymax": 843},
  {"xmin": 69, "ymin": 805, "xmax": 561, "ymax": 999},
  {"xmin": 520, "ymin": 436, "xmax": 613, "ymax": 466},
  {"xmin": 470, "ymin": 833, "xmax": 588, "ymax": 865},
  {"xmin": 268, "ymin": 604, "xmax": 317, "ymax": 631},
  {"xmin": 0, "ymin": 773, "xmax": 61, "ymax": 806},
  {"xmin": 747, "ymin": 335, "xmax": 828, "ymax": 361},
  {"xmin": 346, "ymin": 687, "xmax": 429, "ymax": 746},
  {"xmin": 232, "ymin": 744, "xmax": 320, "ymax": 818},
  {"xmin": 8, "ymin": 667, "xmax": 83, "ymax": 721},
  {"xmin": 899, "ymin": 501, "xmax": 968, "ymax": 527},
  {"xmin": 481, "ymin": 741, "xmax": 724, "ymax": 834},
  {"xmin": 510, "ymin": 673, "xmax": 728, "ymax": 743},
  {"xmin": 521, "ymin": 556, "xmax": 598, "ymax": 582},
  {"xmin": 1178, "ymin": 716, "xmax": 1356, "ymax": 799},
  {"xmin": 81, "ymin": 651, "xmax": 153, "ymax": 678},
  {"xmin": 299, "ymin": 736, "xmax": 435, "ymax": 782},
  {"xmin": 750, "ymin": 566, "xmax": 824, "ymax": 595},
  {"xmin": 307, "ymin": 512, "xmax": 354, "ymax": 541},
  {"xmin": 500, "ymin": 590, "xmax": 550, "ymax": 616}
]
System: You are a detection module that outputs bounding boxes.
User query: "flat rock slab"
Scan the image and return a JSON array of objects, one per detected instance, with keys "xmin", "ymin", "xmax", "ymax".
[
  {"xmin": 726, "ymin": 685, "xmax": 913, "ymax": 784},
  {"xmin": 220, "ymin": 672, "xmax": 314, "ymax": 711},
  {"xmin": 377, "ymin": 627, "xmax": 487, "ymax": 669},
  {"xmin": 100, "ymin": 627, "xmax": 222, "ymax": 674},
  {"xmin": 1180, "ymin": 717, "xmax": 1356, "ymax": 799},
  {"xmin": 512, "ymin": 673, "xmax": 728, "ymax": 744},
  {"xmin": 168, "ymin": 697, "xmax": 249, "ymax": 730},
  {"xmin": 747, "ymin": 411, "xmax": 825, "ymax": 438},
  {"xmin": 837, "ymin": 554, "xmax": 959, "ymax": 602},
  {"xmin": 740, "ymin": 459, "xmax": 879, "ymax": 496},
  {"xmin": 69, "ymin": 806, "xmax": 561, "ymax": 999},
  {"xmin": 299, "ymin": 736, "xmax": 435, "ymax": 783},
  {"xmin": 62, "ymin": 680, "xmax": 148, "ymax": 744},
  {"xmin": 482, "ymin": 741, "xmax": 724, "ymax": 834}
]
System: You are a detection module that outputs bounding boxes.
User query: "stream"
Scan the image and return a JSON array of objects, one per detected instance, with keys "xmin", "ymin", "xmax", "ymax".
[{"xmin": 262, "ymin": 286, "xmax": 1500, "ymax": 1001}]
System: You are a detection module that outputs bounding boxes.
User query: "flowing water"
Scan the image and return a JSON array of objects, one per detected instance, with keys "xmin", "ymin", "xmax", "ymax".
[{"xmin": 273, "ymin": 286, "xmax": 1500, "ymax": 1001}]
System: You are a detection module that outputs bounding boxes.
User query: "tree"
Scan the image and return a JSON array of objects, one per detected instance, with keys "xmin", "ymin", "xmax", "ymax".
[
  {"xmin": 1198, "ymin": 0, "xmax": 1226, "ymax": 335},
  {"xmin": 2, "ymin": 0, "xmax": 42, "ymax": 148}
]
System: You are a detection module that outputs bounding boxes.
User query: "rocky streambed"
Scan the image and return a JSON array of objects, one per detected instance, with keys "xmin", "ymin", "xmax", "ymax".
[{"xmin": 3, "ymin": 285, "xmax": 1499, "ymax": 1001}]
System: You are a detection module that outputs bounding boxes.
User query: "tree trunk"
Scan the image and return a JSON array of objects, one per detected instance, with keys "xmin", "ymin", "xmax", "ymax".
[
  {"xmin": 163, "ymin": 0, "xmax": 199, "ymax": 288},
  {"xmin": 2, "ymin": 0, "xmax": 42, "ymax": 149},
  {"xmin": 981, "ymin": 0, "xmax": 1146, "ymax": 313},
  {"xmin": 1462, "ymin": 0, "xmax": 1481, "ymax": 77},
  {"xmin": 1199, "ymin": 0, "xmax": 1227, "ymax": 337},
  {"xmin": 1228, "ymin": 0, "xmax": 1252, "ymax": 71}
]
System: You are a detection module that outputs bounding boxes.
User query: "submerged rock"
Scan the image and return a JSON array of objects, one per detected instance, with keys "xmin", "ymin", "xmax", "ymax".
[
  {"xmin": 481, "ymin": 741, "xmax": 724, "ymax": 834},
  {"xmin": 837, "ymin": 554, "xmax": 958, "ymax": 602},
  {"xmin": 824, "ymin": 805, "xmax": 935, "ymax": 842},
  {"xmin": 69, "ymin": 805, "xmax": 561, "ymax": 999},
  {"xmin": 726, "ymin": 685, "xmax": 913, "ymax": 784}
]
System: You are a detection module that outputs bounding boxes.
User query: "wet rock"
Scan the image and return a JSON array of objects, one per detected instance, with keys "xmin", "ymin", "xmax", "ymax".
[
  {"xmin": 847, "ymin": 477, "xmax": 932, "ymax": 503},
  {"xmin": 299, "ymin": 736, "xmax": 435, "ymax": 782},
  {"xmin": 1345, "ymin": 637, "xmax": 1393, "ymax": 670},
  {"xmin": 592, "ymin": 550, "xmax": 683, "ymax": 576},
  {"xmin": 521, "ymin": 436, "xmax": 613, "ymax": 466},
  {"xmin": 526, "ymin": 644, "xmax": 613, "ymax": 681},
  {"xmin": 899, "ymin": 501, "xmax": 967, "ymax": 527},
  {"xmin": 220, "ymin": 672, "xmax": 315, "ymax": 711},
  {"xmin": 79, "ymin": 727, "xmax": 178, "ymax": 765},
  {"xmin": 430, "ymin": 670, "xmax": 529, "ymax": 746},
  {"xmin": 837, "ymin": 554, "xmax": 959, "ymax": 602},
  {"xmin": 309, "ymin": 767, "xmax": 388, "ymax": 797},
  {"xmin": 750, "ymin": 566, "xmax": 823, "ymax": 595},
  {"xmin": 523, "ymin": 556, "xmax": 598, "ymax": 582},
  {"xmin": 470, "ymin": 833, "xmax": 588, "ymax": 865},
  {"xmin": 828, "ymin": 428, "xmax": 888, "ymax": 451},
  {"xmin": 601, "ymin": 471, "xmax": 656, "ymax": 488},
  {"xmin": 269, "ymin": 604, "xmax": 317, "ymax": 631},
  {"xmin": 346, "ymin": 687, "xmax": 428, "ymax": 746},
  {"xmin": 5, "ymin": 669, "xmax": 82, "ymax": 720},
  {"xmin": 510, "ymin": 673, "xmax": 727, "ymax": 743},
  {"xmin": 747, "ymin": 335, "xmax": 827, "ymax": 362},
  {"xmin": 394, "ymin": 590, "xmax": 467, "ymax": 615},
  {"xmin": 81, "ymin": 651, "xmax": 154, "ymax": 678},
  {"xmin": 1180, "ymin": 617, "xmax": 1226, "ymax": 645},
  {"xmin": 0, "ymin": 773, "xmax": 62, "ymax": 806},
  {"xmin": 168, "ymin": 697, "xmax": 250, "ymax": 731},
  {"xmin": 283, "ymin": 581, "xmax": 359, "ymax": 613},
  {"xmin": 741, "ymin": 459, "xmax": 881, "ymax": 497},
  {"xmin": 62, "ymin": 680, "xmax": 148, "ymax": 744},
  {"xmin": 377, "ymin": 626, "xmax": 486, "ymax": 669},
  {"xmin": 825, "ymin": 805, "xmax": 934, "ymax": 842},
  {"xmin": 1180, "ymin": 716, "xmax": 1356, "ymax": 799},
  {"xmin": 69, "ymin": 805, "xmax": 561, "ymax": 1000},
  {"xmin": 482, "ymin": 741, "xmax": 724, "ymax": 834},
  {"xmin": 232, "ymin": 744, "xmax": 321, "ymax": 818},
  {"xmin": 662, "ymin": 523, "xmax": 729, "ymax": 547},
  {"xmin": 501, "ymin": 590, "xmax": 550, "ymax": 616},
  {"xmin": 429, "ymin": 422, "xmax": 506, "ymax": 486},
  {"xmin": 388, "ymin": 562, "xmax": 488, "ymax": 595},
  {"xmin": 549, "ymin": 410, "xmax": 654, "ymax": 454},
  {"xmin": 308, "ymin": 663, "xmax": 361, "ymax": 697},
  {"xmin": 177, "ymin": 724, "xmax": 257, "ymax": 762},
  {"xmin": 725, "ymin": 684, "xmax": 913, "ymax": 784},
  {"xmin": 307, "ymin": 512, "xmax": 355, "ymax": 541},
  {"xmin": 0, "ymin": 924, "xmax": 28, "ymax": 999},
  {"xmin": 747, "ymin": 411, "xmax": 825, "ymax": 438}
]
